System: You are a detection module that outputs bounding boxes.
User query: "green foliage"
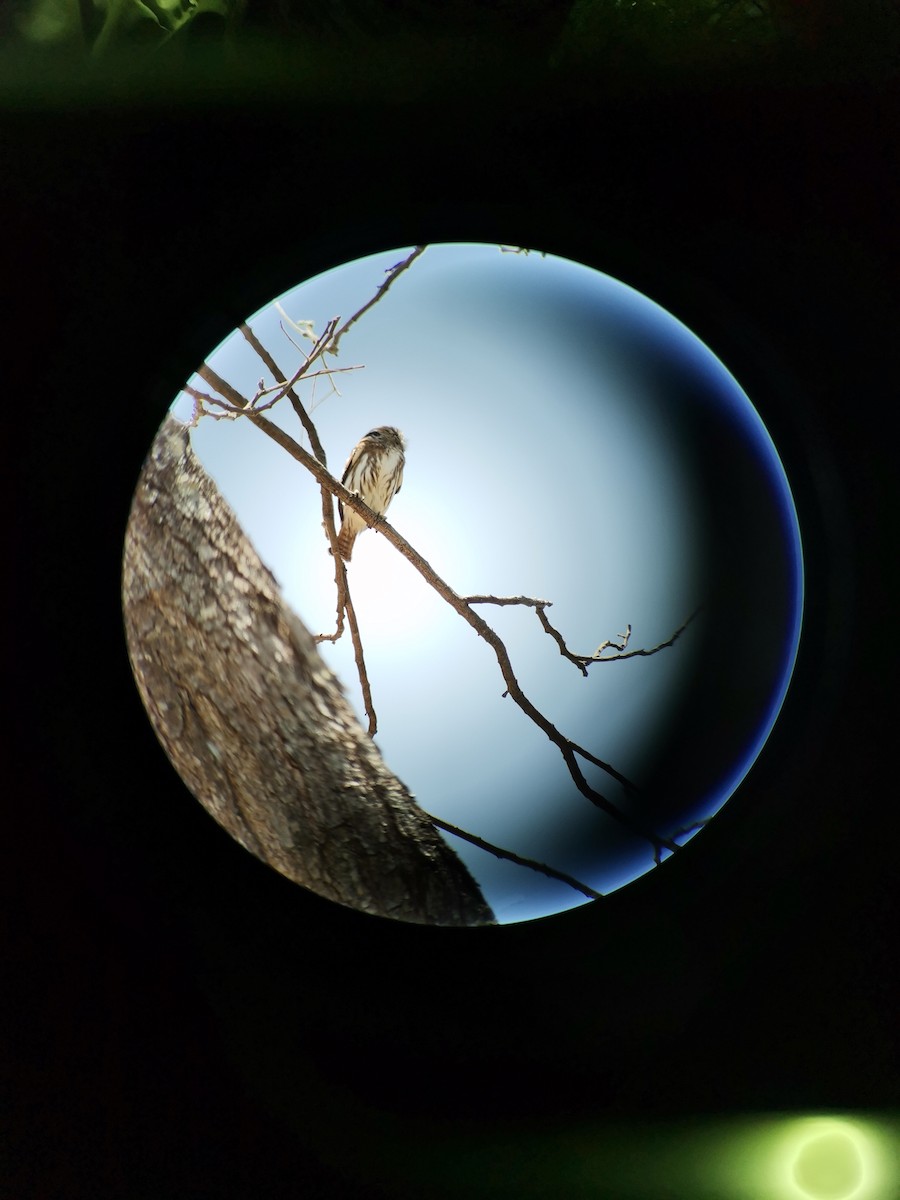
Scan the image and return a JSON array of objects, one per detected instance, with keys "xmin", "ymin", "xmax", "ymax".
[
  {"xmin": 14, "ymin": 0, "xmax": 234, "ymax": 54},
  {"xmin": 6, "ymin": 0, "xmax": 898, "ymax": 81}
]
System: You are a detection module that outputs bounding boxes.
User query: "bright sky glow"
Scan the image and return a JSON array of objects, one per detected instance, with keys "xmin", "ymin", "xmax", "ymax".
[{"xmin": 166, "ymin": 243, "xmax": 803, "ymax": 923}]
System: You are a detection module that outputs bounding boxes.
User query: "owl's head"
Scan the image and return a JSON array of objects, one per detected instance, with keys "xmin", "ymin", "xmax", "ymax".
[{"xmin": 366, "ymin": 426, "xmax": 406, "ymax": 451}]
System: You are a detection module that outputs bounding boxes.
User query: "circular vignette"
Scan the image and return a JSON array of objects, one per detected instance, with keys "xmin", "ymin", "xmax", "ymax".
[{"xmin": 123, "ymin": 242, "xmax": 804, "ymax": 925}]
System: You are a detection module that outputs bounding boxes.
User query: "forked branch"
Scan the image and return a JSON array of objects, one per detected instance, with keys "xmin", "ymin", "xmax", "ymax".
[
  {"xmin": 464, "ymin": 594, "xmax": 699, "ymax": 676},
  {"xmin": 328, "ymin": 246, "xmax": 427, "ymax": 357}
]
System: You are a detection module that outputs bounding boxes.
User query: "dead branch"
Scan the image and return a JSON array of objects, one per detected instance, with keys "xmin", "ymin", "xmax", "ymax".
[
  {"xmin": 465, "ymin": 593, "xmax": 698, "ymax": 677},
  {"xmin": 313, "ymin": 525, "xmax": 347, "ymax": 645},
  {"xmin": 182, "ymin": 382, "xmax": 243, "ymax": 419},
  {"xmin": 427, "ymin": 813, "xmax": 603, "ymax": 901},
  {"xmin": 343, "ymin": 584, "xmax": 377, "ymax": 736},
  {"xmin": 250, "ymin": 364, "xmax": 361, "ymax": 411},
  {"xmin": 183, "ymin": 317, "xmax": 355, "ymax": 429},
  {"xmin": 463, "ymin": 594, "xmax": 552, "ymax": 608},
  {"xmin": 328, "ymin": 246, "xmax": 427, "ymax": 357},
  {"xmin": 596, "ymin": 611, "xmax": 700, "ymax": 661},
  {"xmin": 592, "ymin": 625, "xmax": 632, "ymax": 656},
  {"xmin": 240, "ymin": 316, "xmax": 348, "ymax": 423},
  {"xmin": 567, "ymin": 738, "xmax": 640, "ymax": 796}
]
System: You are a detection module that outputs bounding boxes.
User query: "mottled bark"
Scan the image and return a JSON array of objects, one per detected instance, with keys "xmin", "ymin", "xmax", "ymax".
[{"xmin": 122, "ymin": 415, "xmax": 495, "ymax": 926}]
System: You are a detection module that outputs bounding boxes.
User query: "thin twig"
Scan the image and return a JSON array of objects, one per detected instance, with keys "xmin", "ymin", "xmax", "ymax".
[
  {"xmin": 465, "ymin": 593, "xmax": 698, "ymax": 678},
  {"xmin": 594, "ymin": 611, "xmax": 700, "ymax": 661},
  {"xmin": 182, "ymin": 382, "xmax": 243, "ymax": 417},
  {"xmin": 593, "ymin": 625, "xmax": 632, "ymax": 656},
  {"xmin": 312, "ymin": 521, "xmax": 373, "ymax": 737},
  {"xmin": 343, "ymin": 587, "xmax": 376, "ymax": 736},
  {"xmin": 234, "ymin": 316, "xmax": 343, "ymax": 435},
  {"xmin": 313, "ymin": 489, "xmax": 348, "ymax": 644},
  {"xmin": 328, "ymin": 246, "xmax": 428, "ymax": 357},
  {"xmin": 252, "ymin": 364, "xmax": 361, "ymax": 407},
  {"xmin": 239, "ymin": 322, "xmax": 331, "ymax": 464},
  {"xmin": 535, "ymin": 603, "xmax": 601, "ymax": 675},
  {"xmin": 428, "ymin": 813, "xmax": 603, "ymax": 901}
]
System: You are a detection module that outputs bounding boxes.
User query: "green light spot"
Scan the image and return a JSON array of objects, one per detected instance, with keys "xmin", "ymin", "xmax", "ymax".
[{"xmin": 792, "ymin": 1132, "xmax": 864, "ymax": 1200}]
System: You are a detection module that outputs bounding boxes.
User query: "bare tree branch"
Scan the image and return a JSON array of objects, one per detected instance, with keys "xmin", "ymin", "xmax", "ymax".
[
  {"xmin": 249, "ymin": 317, "xmax": 351, "ymax": 423},
  {"xmin": 427, "ymin": 813, "xmax": 603, "ymax": 901},
  {"xmin": 567, "ymin": 738, "xmax": 640, "ymax": 796},
  {"xmin": 592, "ymin": 625, "xmax": 633, "ymax": 656},
  {"xmin": 328, "ymin": 246, "xmax": 428, "ymax": 357},
  {"xmin": 314, "ymin": 530, "xmax": 348, "ymax": 645},
  {"xmin": 182, "ymin": 382, "xmax": 243, "ymax": 419},
  {"xmin": 465, "ymin": 593, "xmax": 699, "ymax": 676},
  {"xmin": 251, "ymin": 364, "xmax": 361, "ymax": 410},
  {"xmin": 343, "ymin": 584, "xmax": 377, "ymax": 736},
  {"xmin": 463, "ymin": 594, "xmax": 552, "ymax": 608},
  {"xmin": 596, "ymin": 610, "xmax": 700, "ymax": 661}
]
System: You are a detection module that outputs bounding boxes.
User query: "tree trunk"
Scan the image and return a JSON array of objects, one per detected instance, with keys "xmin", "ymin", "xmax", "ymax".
[{"xmin": 122, "ymin": 415, "xmax": 495, "ymax": 926}]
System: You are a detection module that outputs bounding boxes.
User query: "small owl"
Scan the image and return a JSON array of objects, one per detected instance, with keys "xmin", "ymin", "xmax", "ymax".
[{"xmin": 336, "ymin": 426, "xmax": 406, "ymax": 561}]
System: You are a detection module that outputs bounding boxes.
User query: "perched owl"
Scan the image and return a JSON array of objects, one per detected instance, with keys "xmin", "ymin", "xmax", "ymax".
[{"xmin": 336, "ymin": 426, "xmax": 406, "ymax": 561}]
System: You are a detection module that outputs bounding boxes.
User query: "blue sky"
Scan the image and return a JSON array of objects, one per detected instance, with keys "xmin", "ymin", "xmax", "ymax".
[{"xmin": 168, "ymin": 244, "xmax": 802, "ymax": 924}]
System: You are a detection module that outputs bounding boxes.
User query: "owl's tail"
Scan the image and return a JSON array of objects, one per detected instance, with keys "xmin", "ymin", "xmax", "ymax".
[{"xmin": 336, "ymin": 524, "xmax": 357, "ymax": 561}]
